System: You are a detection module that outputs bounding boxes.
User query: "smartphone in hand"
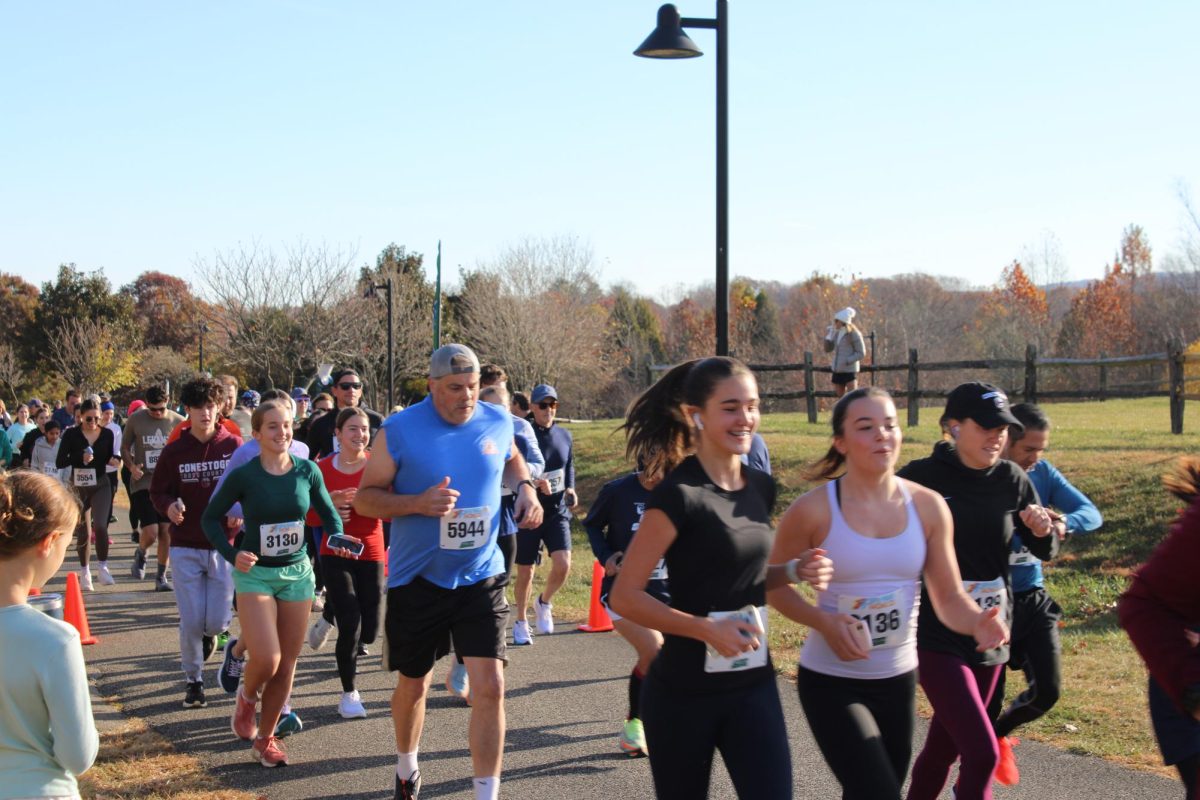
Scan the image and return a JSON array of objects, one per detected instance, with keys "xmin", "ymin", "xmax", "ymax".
[{"xmin": 325, "ymin": 534, "xmax": 365, "ymax": 557}]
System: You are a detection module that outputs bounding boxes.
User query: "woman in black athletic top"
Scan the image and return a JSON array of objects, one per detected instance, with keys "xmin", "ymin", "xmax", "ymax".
[
  {"xmin": 899, "ymin": 382, "xmax": 1056, "ymax": 800},
  {"xmin": 611, "ymin": 356, "xmax": 830, "ymax": 800}
]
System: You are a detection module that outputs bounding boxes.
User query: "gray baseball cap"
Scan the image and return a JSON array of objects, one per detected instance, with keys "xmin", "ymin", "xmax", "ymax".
[{"xmin": 430, "ymin": 344, "xmax": 481, "ymax": 379}]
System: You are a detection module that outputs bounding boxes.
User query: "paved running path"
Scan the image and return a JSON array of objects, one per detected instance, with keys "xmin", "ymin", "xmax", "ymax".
[{"xmin": 54, "ymin": 528, "xmax": 1178, "ymax": 799}]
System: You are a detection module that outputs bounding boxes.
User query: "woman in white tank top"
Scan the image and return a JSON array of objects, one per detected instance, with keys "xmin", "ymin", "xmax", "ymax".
[{"xmin": 767, "ymin": 388, "xmax": 1008, "ymax": 800}]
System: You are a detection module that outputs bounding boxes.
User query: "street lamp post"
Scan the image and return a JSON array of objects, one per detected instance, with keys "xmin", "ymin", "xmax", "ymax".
[
  {"xmin": 365, "ymin": 278, "xmax": 395, "ymax": 410},
  {"xmin": 198, "ymin": 322, "xmax": 208, "ymax": 373},
  {"xmin": 635, "ymin": 1, "xmax": 729, "ymax": 357}
]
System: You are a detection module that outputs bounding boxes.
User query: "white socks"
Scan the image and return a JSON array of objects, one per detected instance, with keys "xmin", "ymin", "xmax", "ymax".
[
  {"xmin": 397, "ymin": 750, "xmax": 419, "ymax": 779},
  {"xmin": 474, "ymin": 776, "xmax": 499, "ymax": 800}
]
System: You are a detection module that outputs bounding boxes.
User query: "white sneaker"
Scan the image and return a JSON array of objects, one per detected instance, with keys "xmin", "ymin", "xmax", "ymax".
[
  {"xmin": 97, "ymin": 564, "xmax": 115, "ymax": 586},
  {"xmin": 79, "ymin": 569, "xmax": 94, "ymax": 592},
  {"xmin": 307, "ymin": 616, "xmax": 334, "ymax": 650},
  {"xmin": 513, "ymin": 619, "xmax": 533, "ymax": 645},
  {"xmin": 337, "ymin": 690, "xmax": 367, "ymax": 719},
  {"xmin": 534, "ymin": 595, "xmax": 555, "ymax": 635}
]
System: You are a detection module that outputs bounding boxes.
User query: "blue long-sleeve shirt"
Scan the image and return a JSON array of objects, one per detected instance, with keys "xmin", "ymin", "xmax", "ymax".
[
  {"xmin": 1010, "ymin": 459, "xmax": 1103, "ymax": 592},
  {"xmin": 500, "ymin": 415, "xmax": 545, "ymax": 536}
]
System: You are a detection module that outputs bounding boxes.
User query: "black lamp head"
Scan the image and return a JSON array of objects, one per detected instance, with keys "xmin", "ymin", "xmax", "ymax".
[{"xmin": 634, "ymin": 4, "xmax": 703, "ymax": 58}]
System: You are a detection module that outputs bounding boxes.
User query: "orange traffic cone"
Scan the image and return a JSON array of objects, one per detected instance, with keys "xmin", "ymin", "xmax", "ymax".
[
  {"xmin": 577, "ymin": 560, "xmax": 614, "ymax": 633},
  {"xmin": 64, "ymin": 571, "xmax": 99, "ymax": 645}
]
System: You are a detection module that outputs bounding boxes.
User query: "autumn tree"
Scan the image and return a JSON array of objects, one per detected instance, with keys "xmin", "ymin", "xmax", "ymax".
[
  {"xmin": 30, "ymin": 264, "xmax": 137, "ymax": 365},
  {"xmin": 122, "ymin": 271, "xmax": 204, "ymax": 352},
  {"xmin": 194, "ymin": 241, "xmax": 361, "ymax": 390},
  {"xmin": 354, "ymin": 244, "xmax": 436, "ymax": 408},
  {"xmin": 728, "ymin": 280, "xmax": 759, "ymax": 360},
  {"xmin": 0, "ymin": 273, "xmax": 39, "ymax": 355},
  {"xmin": 46, "ymin": 317, "xmax": 141, "ymax": 394},
  {"xmin": 972, "ymin": 261, "xmax": 1051, "ymax": 356},
  {"xmin": 1056, "ymin": 260, "xmax": 1136, "ymax": 358},
  {"xmin": 664, "ymin": 297, "xmax": 714, "ymax": 362},
  {"xmin": 749, "ymin": 289, "xmax": 784, "ymax": 362},
  {"xmin": 607, "ymin": 285, "xmax": 667, "ymax": 398},
  {"xmin": 456, "ymin": 235, "xmax": 613, "ymax": 415}
]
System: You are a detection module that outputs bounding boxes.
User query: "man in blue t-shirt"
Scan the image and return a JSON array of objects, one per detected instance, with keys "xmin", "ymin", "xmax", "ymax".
[
  {"xmin": 355, "ymin": 344, "xmax": 543, "ymax": 800},
  {"xmin": 990, "ymin": 402, "xmax": 1103, "ymax": 770}
]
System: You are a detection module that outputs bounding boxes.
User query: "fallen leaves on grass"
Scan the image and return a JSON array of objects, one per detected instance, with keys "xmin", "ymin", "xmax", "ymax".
[{"xmin": 80, "ymin": 718, "xmax": 257, "ymax": 800}]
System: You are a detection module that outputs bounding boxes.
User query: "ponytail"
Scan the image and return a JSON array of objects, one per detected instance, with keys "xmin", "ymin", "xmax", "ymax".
[{"xmin": 622, "ymin": 356, "xmax": 755, "ymax": 482}]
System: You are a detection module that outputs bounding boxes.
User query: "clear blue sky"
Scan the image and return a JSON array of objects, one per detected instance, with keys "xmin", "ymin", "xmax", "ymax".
[{"xmin": 3, "ymin": 2, "xmax": 1197, "ymax": 300}]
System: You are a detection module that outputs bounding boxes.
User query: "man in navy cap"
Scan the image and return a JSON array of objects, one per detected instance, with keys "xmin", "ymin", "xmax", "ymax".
[{"xmin": 512, "ymin": 383, "xmax": 577, "ymax": 645}]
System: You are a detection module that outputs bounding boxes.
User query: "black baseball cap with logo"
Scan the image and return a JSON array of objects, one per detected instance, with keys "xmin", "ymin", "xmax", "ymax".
[{"xmin": 943, "ymin": 382, "xmax": 1024, "ymax": 432}]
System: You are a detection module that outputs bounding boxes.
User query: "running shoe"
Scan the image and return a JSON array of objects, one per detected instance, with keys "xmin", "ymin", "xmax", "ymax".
[
  {"xmin": 216, "ymin": 630, "xmax": 230, "ymax": 650},
  {"xmin": 201, "ymin": 634, "xmax": 216, "ymax": 662},
  {"xmin": 274, "ymin": 711, "xmax": 303, "ymax": 737},
  {"xmin": 252, "ymin": 735, "xmax": 287, "ymax": 767},
  {"xmin": 619, "ymin": 717, "xmax": 648, "ymax": 757},
  {"xmin": 131, "ymin": 548, "xmax": 147, "ymax": 579},
  {"xmin": 97, "ymin": 564, "xmax": 115, "ymax": 586},
  {"xmin": 995, "ymin": 736, "xmax": 1020, "ymax": 786},
  {"xmin": 183, "ymin": 681, "xmax": 207, "ymax": 708},
  {"xmin": 232, "ymin": 690, "xmax": 258, "ymax": 741},
  {"xmin": 308, "ymin": 616, "xmax": 334, "ymax": 650},
  {"xmin": 534, "ymin": 595, "xmax": 554, "ymax": 635},
  {"xmin": 512, "ymin": 619, "xmax": 533, "ymax": 645},
  {"xmin": 394, "ymin": 770, "xmax": 422, "ymax": 800},
  {"xmin": 357, "ymin": 643, "xmax": 370, "ymax": 656},
  {"xmin": 338, "ymin": 690, "xmax": 368, "ymax": 719},
  {"xmin": 218, "ymin": 638, "xmax": 245, "ymax": 694},
  {"xmin": 79, "ymin": 569, "xmax": 94, "ymax": 592},
  {"xmin": 446, "ymin": 661, "xmax": 469, "ymax": 700},
  {"xmin": 109, "ymin": 514, "xmax": 118, "ymax": 524},
  {"xmin": 155, "ymin": 575, "xmax": 172, "ymax": 592}
]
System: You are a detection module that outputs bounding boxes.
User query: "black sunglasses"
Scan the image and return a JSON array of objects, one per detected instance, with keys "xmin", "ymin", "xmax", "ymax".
[
  {"xmin": 538, "ymin": 401, "xmax": 557, "ymax": 410},
  {"xmin": 337, "ymin": 382, "xmax": 363, "ymax": 391},
  {"xmin": 146, "ymin": 405, "xmax": 167, "ymax": 412},
  {"xmin": 82, "ymin": 416, "xmax": 99, "ymax": 423}
]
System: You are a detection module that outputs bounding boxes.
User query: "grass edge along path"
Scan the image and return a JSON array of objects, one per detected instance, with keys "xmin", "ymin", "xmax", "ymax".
[
  {"xmin": 554, "ymin": 397, "xmax": 1196, "ymax": 778},
  {"xmin": 79, "ymin": 692, "xmax": 260, "ymax": 800}
]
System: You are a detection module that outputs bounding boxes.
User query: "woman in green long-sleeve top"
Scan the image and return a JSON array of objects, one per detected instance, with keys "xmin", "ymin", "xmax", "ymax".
[{"xmin": 201, "ymin": 398, "xmax": 348, "ymax": 768}]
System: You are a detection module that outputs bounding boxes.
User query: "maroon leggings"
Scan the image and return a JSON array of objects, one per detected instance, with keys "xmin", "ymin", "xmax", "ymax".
[{"xmin": 906, "ymin": 649, "xmax": 1001, "ymax": 800}]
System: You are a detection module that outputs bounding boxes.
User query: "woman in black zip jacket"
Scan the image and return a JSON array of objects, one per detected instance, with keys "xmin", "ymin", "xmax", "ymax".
[{"xmin": 898, "ymin": 382, "xmax": 1057, "ymax": 800}]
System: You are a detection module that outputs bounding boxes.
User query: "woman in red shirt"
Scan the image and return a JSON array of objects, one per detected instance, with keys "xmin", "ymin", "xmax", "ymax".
[{"xmin": 305, "ymin": 407, "xmax": 385, "ymax": 719}]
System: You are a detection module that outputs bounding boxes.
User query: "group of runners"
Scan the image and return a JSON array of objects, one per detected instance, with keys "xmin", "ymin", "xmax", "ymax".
[{"xmin": 15, "ymin": 341, "xmax": 1178, "ymax": 800}]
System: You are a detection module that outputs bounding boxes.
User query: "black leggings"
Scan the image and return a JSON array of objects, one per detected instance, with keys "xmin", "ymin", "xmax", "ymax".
[
  {"xmin": 640, "ymin": 672, "xmax": 791, "ymax": 799},
  {"xmin": 798, "ymin": 666, "xmax": 916, "ymax": 800},
  {"xmin": 988, "ymin": 588, "xmax": 1062, "ymax": 737},
  {"xmin": 321, "ymin": 556, "xmax": 384, "ymax": 692},
  {"xmin": 73, "ymin": 483, "xmax": 112, "ymax": 566},
  {"xmin": 305, "ymin": 525, "xmax": 325, "ymax": 593}
]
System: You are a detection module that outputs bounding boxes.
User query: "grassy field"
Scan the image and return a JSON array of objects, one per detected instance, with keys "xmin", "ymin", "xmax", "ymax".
[{"xmin": 527, "ymin": 397, "xmax": 1200, "ymax": 774}]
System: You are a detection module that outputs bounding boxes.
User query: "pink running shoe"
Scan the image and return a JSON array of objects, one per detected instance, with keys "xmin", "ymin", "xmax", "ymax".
[
  {"xmin": 231, "ymin": 690, "xmax": 258, "ymax": 741},
  {"xmin": 252, "ymin": 735, "xmax": 287, "ymax": 767}
]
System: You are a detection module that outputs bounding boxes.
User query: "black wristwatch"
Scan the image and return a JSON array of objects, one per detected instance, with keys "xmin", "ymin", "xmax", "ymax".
[{"xmin": 515, "ymin": 478, "xmax": 537, "ymax": 492}]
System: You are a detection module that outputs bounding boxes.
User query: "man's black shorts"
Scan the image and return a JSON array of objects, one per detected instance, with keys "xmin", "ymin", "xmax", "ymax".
[
  {"xmin": 385, "ymin": 574, "xmax": 508, "ymax": 679},
  {"xmin": 130, "ymin": 489, "xmax": 168, "ymax": 526}
]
